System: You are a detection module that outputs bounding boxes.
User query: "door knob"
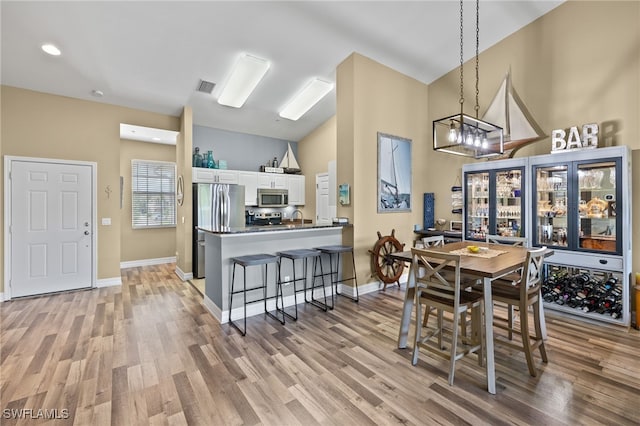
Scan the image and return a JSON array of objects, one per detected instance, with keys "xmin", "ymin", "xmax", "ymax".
[
  {"xmin": 84, "ymin": 231, "xmax": 90, "ymax": 235},
  {"xmin": 85, "ymin": 222, "xmax": 90, "ymax": 226}
]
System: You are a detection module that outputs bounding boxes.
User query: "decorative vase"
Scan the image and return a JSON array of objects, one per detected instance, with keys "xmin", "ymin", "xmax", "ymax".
[
  {"xmin": 206, "ymin": 150, "xmax": 215, "ymax": 169},
  {"xmin": 192, "ymin": 147, "xmax": 203, "ymax": 168}
]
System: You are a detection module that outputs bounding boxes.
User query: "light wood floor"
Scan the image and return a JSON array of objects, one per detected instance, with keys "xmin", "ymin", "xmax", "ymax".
[{"xmin": 1, "ymin": 263, "xmax": 639, "ymax": 425}]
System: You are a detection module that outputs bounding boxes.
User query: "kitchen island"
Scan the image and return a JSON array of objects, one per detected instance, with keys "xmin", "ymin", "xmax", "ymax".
[{"xmin": 199, "ymin": 223, "xmax": 348, "ymax": 324}]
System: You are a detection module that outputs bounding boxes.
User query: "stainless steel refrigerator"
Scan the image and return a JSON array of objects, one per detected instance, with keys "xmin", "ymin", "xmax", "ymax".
[{"xmin": 193, "ymin": 183, "xmax": 245, "ymax": 278}]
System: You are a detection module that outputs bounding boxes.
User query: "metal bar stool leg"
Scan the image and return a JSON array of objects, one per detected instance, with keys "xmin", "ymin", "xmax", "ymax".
[
  {"xmin": 277, "ymin": 257, "xmax": 298, "ymax": 321},
  {"xmin": 265, "ymin": 263, "xmax": 285, "ymax": 325},
  {"xmin": 307, "ymin": 254, "xmax": 330, "ymax": 311}
]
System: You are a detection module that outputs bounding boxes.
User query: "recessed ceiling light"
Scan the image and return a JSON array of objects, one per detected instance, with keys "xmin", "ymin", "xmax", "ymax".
[
  {"xmin": 91, "ymin": 89, "xmax": 104, "ymax": 97},
  {"xmin": 41, "ymin": 43, "xmax": 61, "ymax": 56}
]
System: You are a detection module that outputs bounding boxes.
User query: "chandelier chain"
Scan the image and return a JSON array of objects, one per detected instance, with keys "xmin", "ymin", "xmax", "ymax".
[
  {"xmin": 475, "ymin": 0, "xmax": 480, "ymax": 118},
  {"xmin": 459, "ymin": 0, "xmax": 464, "ymax": 109}
]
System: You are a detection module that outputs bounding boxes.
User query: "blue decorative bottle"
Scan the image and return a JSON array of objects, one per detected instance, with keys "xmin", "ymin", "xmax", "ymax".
[
  {"xmin": 192, "ymin": 147, "xmax": 203, "ymax": 167},
  {"xmin": 206, "ymin": 150, "xmax": 215, "ymax": 168}
]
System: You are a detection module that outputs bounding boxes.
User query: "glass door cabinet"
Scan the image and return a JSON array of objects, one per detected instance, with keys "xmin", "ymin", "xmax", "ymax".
[
  {"xmin": 463, "ymin": 159, "xmax": 526, "ymax": 241},
  {"xmin": 530, "ymin": 146, "xmax": 631, "ymax": 326}
]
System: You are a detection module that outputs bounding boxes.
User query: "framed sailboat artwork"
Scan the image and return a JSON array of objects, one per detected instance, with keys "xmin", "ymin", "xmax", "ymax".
[{"xmin": 377, "ymin": 132, "xmax": 412, "ymax": 213}]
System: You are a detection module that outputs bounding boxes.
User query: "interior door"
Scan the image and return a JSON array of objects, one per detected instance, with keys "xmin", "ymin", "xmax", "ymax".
[
  {"xmin": 10, "ymin": 160, "xmax": 93, "ymax": 297},
  {"xmin": 316, "ymin": 173, "xmax": 331, "ymax": 225}
]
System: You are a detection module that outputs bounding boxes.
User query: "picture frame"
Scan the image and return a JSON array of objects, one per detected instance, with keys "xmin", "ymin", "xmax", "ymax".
[
  {"xmin": 377, "ymin": 132, "xmax": 411, "ymax": 213},
  {"xmin": 338, "ymin": 183, "xmax": 350, "ymax": 205}
]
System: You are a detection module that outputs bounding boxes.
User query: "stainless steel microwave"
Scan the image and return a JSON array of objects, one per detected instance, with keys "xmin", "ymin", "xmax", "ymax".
[{"xmin": 257, "ymin": 188, "xmax": 288, "ymax": 207}]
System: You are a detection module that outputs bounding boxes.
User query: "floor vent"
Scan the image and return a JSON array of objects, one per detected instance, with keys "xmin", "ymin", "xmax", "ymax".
[{"xmin": 196, "ymin": 79, "xmax": 216, "ymax": 94}]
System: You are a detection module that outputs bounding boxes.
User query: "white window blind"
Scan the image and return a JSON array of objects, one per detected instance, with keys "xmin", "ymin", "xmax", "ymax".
[{"xmin": 131, "ymin": 160, "xmax": 176, "ymax": 228}]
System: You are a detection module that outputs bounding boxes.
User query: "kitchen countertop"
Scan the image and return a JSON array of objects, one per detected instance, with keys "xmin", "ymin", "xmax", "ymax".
[{"xmin": 198, "ymin": 222, "xmax": 350, "ymax": 235}]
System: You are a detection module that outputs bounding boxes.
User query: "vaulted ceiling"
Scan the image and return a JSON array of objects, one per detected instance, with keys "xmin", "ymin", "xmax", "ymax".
[{"xmin": 1, "ymin": 1, "xmax": 564, "ymax": 142}]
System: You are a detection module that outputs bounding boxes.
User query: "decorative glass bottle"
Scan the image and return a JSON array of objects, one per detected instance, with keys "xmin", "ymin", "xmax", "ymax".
[
  {"xmin": 192, "ymin": 147, "xmax": 203, "ymax": 168},
  {"xmin": 206, "ymin": 150, "xmax": 215, "ymax": 169}
]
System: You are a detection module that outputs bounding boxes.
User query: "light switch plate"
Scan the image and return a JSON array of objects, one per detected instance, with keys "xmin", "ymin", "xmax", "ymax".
[{"xmin": 101, "ymin": 218, "xmax": 111, "ymax": 226}]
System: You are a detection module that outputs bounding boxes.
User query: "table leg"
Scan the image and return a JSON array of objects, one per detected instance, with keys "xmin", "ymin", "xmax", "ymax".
[
  {"xmin": 484, "ymin": 277, "xmax": 496, "ymax": 394},
  {"xmin": 398, "ymin": 264, "xmax": 415, "ymax": 349}
]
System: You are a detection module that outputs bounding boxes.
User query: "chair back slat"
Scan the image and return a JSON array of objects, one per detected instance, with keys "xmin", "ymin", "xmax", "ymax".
[
  {"xmin": 522, "ymin": 246, "xmax": 547, "ymax": 298},
  {"xmin": 486, "ymin": 234, "xmax": 528, "ymax": 247},
  {"xmin": 422, "ymin": 235, "xmax": 445, "ymax": 248}
]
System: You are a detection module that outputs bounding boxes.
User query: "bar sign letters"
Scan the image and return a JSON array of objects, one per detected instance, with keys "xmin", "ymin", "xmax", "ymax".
[{"xmin": 551, "ymin": 123, "xmax": 598, "ymax": 153}]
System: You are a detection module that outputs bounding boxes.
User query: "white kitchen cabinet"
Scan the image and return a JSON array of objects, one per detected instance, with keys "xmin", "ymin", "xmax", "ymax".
[
  {"xmin": 238, "ymin": 171, "xmax": 258, "ymax": 206},
  {"xmin": 287, "ymin": 175, "xmax": 305, "ymax": 205},
  {"xmin": 192, "ymin": 168, "xmax": 239, "ymax": 184},
  {"xmin": 257, "ymin": 172, "xmax": 287, "ymax": 189}
]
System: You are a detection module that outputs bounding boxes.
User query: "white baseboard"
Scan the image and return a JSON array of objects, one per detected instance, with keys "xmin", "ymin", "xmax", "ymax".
[
  {"xmin": 0, "ymin": 292, "xmax": 4, "ymax": 302},
  {"xmin": 96, "ymin": 277, "xmax": 122, "ymax": 288},
  {"xmin": 175, "ymin": 267, "xmax": 193, "ymax": 282},
  {"xmin": 203, "ymin": 295, "xmax": 223, "ymax": 322},
  {"xmin": 120, "ymin": 256, "xmax": 176, "ymax": 269}
]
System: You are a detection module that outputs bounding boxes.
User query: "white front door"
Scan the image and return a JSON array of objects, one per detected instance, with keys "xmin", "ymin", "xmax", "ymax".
[
  {"xmin": 316, "ymin": 173, "xmax": 331, "ymax": 225},
  {"xmin": 10, "ymin": 160, "xmax": 93, "ymax": 297}
]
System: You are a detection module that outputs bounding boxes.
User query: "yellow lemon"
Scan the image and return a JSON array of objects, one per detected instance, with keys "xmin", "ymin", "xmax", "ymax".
[{"xmin": 468, "ymin": 245, "xmax": 480, "ymax": 253}]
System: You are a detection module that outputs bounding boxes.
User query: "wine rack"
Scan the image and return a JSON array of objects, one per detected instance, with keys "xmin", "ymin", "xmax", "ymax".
[{"xmin": 542, "ymin": 263, "xmax": 624, "ymax": 324}]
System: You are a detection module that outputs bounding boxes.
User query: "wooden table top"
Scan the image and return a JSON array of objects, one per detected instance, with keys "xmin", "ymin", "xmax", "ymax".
[{"xmin": 390, "ymin": 241, "xmax": 534, "ymax": 279}]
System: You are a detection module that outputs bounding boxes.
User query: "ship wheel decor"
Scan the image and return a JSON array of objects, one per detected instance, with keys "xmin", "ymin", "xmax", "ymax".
[{"xmin": 368, "ymin": 229, "xmax": 406, "ymax": 290}]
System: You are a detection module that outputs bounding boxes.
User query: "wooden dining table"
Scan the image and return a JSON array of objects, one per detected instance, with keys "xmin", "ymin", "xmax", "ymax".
[{"xmin": 393, "ymin": 240, "xmax": 539, "ymax": 394}]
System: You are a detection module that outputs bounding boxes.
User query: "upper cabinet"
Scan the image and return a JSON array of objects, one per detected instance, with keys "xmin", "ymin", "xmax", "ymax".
[
  {"xmin": 257, "ymin": 172, "xmax": 287, "ymax": 189},
  {"xmin": 193, "ymin": 168, "xmax": 305, "ymax": 206},
  {"xmin": 238, "ymin": 171, "xmax": 258, "ymax": 206},
  {"xmin": 287, "ymin": 175, "xmax": 305, "ymax": 206},
  {"xmin": 192, "ymin": 168, "xmax": 239, "ymax": 184}
]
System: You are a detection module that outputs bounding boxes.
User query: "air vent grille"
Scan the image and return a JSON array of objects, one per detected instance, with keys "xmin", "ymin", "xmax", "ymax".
[{"xmin": 197, "ymin": 79, "xmax": 216, "ymax": 94}]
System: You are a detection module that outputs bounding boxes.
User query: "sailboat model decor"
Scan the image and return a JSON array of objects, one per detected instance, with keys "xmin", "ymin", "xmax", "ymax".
[
  {"xmin": 279, "ymin": 142, "xmax": 302, "ymax": 174},
  {"xmin": 482, "ymin": 71, "xmax": 546, "ymax": 158}
]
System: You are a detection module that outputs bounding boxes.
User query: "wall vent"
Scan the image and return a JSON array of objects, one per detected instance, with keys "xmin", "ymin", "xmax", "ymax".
[{"xmin": 197, "ymin": 79, "xmax": 216, "ymax": 94}]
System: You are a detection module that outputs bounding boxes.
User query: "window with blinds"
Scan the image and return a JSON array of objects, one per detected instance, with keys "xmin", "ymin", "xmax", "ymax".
[{"xmin": 131, "ymin": 160, "xmax": 176, "ymax": 228}]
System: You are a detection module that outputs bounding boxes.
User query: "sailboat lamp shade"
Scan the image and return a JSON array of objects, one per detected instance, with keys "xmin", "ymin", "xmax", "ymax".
[
  {"xmin": 217, "ymin": 54, "xmax": 270, "ymax": 108},
  {"xmin": 279, "ymin": 78, "xmax": 334, "ymax": 121},
  {"xmin": 433, "ymin": 113, "xmax": 504, "ymax": 159}
]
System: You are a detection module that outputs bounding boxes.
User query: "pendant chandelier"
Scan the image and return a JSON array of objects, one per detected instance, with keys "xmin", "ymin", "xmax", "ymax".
[{"xmin": 433, "ymin": 0, "xmax": 504, "ymax": 158}]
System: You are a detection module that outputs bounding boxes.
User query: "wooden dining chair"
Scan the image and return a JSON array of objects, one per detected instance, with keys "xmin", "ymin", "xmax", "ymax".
[
  {"xmin": 478, "ymin": 234, "xmax": 529, "ymax": 336},
  {"xmin": 413, "ymin": 235, "xmax": 444, "ymax": 326},
  {"xmin": 410, "ymin": 248, "xmax": 484, "ymax": 386},
  {"xmin": 491, "ymin": 246, "xmax": 548, "ymax": 377}
]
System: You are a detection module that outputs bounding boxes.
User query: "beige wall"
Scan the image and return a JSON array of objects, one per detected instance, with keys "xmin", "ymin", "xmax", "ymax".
[
  {"xmin": 119, "ymin": 140, "xmax": 177, "ymax": 262},
  {"xmin": 428, "ymin": 0, "xmax": 640, "ymax": 272},
  {"xmin": 337, "ymin": 53, "xmax": 429, "ymax": 285},
  {"xmin": 1, "ymin": 86, "xmax": 180, "ymax": 290},
  {"xmin": 297, "ymin": 115, "xmax": 337, "ymax": 221}
]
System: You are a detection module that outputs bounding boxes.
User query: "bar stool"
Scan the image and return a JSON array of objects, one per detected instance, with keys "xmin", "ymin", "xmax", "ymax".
[
  {"xmin": 228, "ymin": 253, "xmax": 283, "ymax": 336},
  {"xmin": 314, "ymin": 245, "xmax": 359, "ymax": 306},
  {"xmin": 277, "ymin": 249, "xmax": 329, "ymax": 317}
]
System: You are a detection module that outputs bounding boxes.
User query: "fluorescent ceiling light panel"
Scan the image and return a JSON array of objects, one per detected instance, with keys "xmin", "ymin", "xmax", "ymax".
[
  {"xmin": 279, "ymin": 78, "xmax": 334, "ymax": 121},
  {"xmin": 41, "ymin": 43, "xmax": 61, "ymax": 56},
  {"xmin": 217, "ymin": 54, "xmax": 270, "ymax": 108},
  {"xmin": 120, "ymin": 123, "xmax": 179, "ymax": 145}
]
